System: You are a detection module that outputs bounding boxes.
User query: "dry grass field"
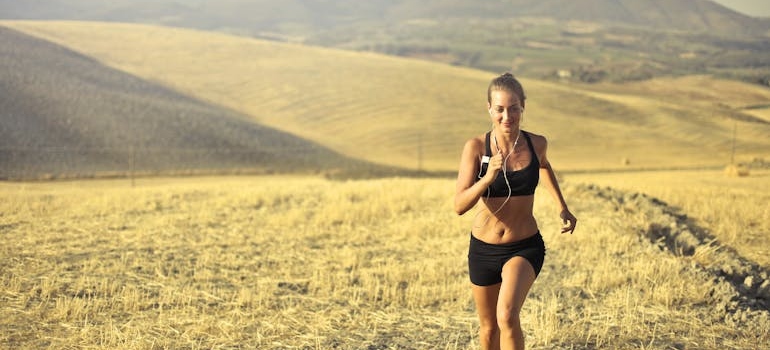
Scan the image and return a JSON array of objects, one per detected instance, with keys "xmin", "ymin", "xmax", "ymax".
[
  {"xmin": 2, "ymin": 174, "xmax": 768, "ymax": 349},
  {"xmin": 2, "ymin": 19, "xmax": 769, "ymax": 350},
  {"xmin": 567, "ymin": 169, "xmax": 770, "ymax": 269}
]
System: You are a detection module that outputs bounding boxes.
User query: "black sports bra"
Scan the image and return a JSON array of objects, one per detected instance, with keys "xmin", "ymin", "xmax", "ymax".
[{"xmin": 476, "ymin": 131, "xmax": 540, "ymax": 197}]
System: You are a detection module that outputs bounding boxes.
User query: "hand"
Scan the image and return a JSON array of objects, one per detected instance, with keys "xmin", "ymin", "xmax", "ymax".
[
  {"xmin": 560, "ymin": 209, "xmax": 577, "ymax": 234},
  {"xmin": 485, "ymin": 151, "xmax": 504, "ymax": 179}
]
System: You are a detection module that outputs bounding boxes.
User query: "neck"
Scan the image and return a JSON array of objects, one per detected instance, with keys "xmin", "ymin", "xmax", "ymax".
[
  {"xmin": 495, "ymin": 127, "xmax": 520, "ymax": 142},
  {"xmin": 493, "ymin": 128, "xmax": 521, "ymax": 154}
]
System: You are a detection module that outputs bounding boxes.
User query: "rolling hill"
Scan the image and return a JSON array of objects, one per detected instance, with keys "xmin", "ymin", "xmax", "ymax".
[
  {"xmin": 4, "ymin": 21, "xmax": 769, "ymax": 176},
  {"xmin": 1, "ymin": 0, "xmax": 766, "ymax": 35},
  {"xmin": 0, "ymin": 26, "xmax": 395, "ymax": 180},
  {"xmin": 2, "ymin": 0, "xmax": 769, "ymax": 84}
]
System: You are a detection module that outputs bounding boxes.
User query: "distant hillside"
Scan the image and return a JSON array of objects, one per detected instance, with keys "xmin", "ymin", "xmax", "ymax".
[
  {"xmin": 0, "ymin": 26, "xmax": 395, "ymax": 180},
  {"xmin": 0, "ymin": 0, "xmax": 766, "ymax": 35},
  {"xmin": 7, "ymin": 21, "xmax": 769, "ymax": 173},
  {"xmin": 2, "ymin": 0, "xmax": 768, "ymax": 84}
]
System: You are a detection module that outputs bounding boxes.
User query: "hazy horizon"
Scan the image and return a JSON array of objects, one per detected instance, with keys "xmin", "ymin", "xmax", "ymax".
[
  {"xmin": 2, "ymin": 0, "xmax": 770, "ymax": 19},
  {"xmin": 712, "ymin": 0, "xmax": 770, "ymax": 17}
]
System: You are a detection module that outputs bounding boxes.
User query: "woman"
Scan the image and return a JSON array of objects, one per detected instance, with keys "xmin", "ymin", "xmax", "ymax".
[{"xmin": 454, "ymin": 73, "xmax": 577, "ymax": 350}]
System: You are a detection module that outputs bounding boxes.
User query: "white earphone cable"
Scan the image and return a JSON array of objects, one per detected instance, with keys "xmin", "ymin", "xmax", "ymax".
[{"xmin": 473, "ymin": 130, "xmax": 519, "ymax": 228}]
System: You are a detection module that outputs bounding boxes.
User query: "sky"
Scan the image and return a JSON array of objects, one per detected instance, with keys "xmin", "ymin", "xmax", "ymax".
[{"xmin": 711, "ymin": 0, "xmax": 770, "ymax": 17}]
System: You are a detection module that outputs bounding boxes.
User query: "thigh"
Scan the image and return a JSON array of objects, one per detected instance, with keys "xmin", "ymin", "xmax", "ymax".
[
  {"xmin": 472, "ymin": 282, "xmax": 501, "ymax": 325},
  {"xmin": 498, "ymin": 256, "xmax": 537, "ymax": 313}
]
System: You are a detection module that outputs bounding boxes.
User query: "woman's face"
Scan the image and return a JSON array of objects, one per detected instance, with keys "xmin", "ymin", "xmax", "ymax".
[{"xmin": 488, "ymin": 89, "xmax": 523, "ymax": 133}]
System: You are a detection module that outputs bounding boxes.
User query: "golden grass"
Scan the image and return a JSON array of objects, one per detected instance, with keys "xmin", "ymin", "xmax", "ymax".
[
  {"xmin": 4, "ymin": 21, "xmax": 770, "ymax": 172},
  {"xmin": 2, "ymin": 20, "xmax": 768, "ymax": 348},
  {"xmin": 1, "ymin": 175, "xmax": 767, "ymax": 349}
]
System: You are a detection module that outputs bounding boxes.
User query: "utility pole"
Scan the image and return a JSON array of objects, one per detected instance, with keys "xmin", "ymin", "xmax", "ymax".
[
  {"xmin": 417, "ymin": 133, "xmax": 423, "ymax": 172},
  {"xmin": 731, "ymin": 120, "xmax": 737, "ymax": 165},
  {"xmin": 129, "ymin": 145, "xmax": 135, "ymax": 187}
]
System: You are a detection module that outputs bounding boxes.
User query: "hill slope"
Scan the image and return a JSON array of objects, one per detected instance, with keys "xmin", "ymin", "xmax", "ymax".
[
  {"xmin": 6, "ymin": 21, "xmax": 769, "ymax": 173},
  {"xmin": 0, "ymin": 0, "xmax": 766, "ymax": 35},
  {"xmin": 0, "ymin": 26, "xmax": 387, "ymax": 180},
  {"xmin": 2, "ymin": 1, "xmax": 769, "ymax": 84}
]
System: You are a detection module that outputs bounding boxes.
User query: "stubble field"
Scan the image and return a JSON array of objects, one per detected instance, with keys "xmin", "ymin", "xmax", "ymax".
[
  {"xmin": 2, "ymin": 16, "xmax": 769, "ymax": 350},
  {"xmin": 1, "ymin": 172, "xmax": 768, "ymax": 349}
]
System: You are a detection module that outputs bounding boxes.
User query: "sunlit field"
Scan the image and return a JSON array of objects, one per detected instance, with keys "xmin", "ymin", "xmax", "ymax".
[
  {"xmin": 2, "ymin": 175, "xmax": 767, "ymax": 349},
  {"xmin": 3, "ymin": 12, "xmax": 769, "ymax": 350}
]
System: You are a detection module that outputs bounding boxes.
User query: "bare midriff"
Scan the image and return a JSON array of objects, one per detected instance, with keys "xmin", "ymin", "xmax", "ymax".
[{"xmin": 471, "ymin": 195, "xmax": 538, "ymax": 244}]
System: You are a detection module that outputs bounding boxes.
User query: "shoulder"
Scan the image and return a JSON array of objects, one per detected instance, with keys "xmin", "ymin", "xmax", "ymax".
[
  {"xmin": 462, "ymin": 133, "xmax": 487, "ymax": 154},
  {"xmin": 458, "ymin": 133, "xmax": 488, "ymax": 175},
  {"xmin": 523, "ymin": 130, "xmax": 548, "ymax": 158},
  {"xmin": 523, "ymin": 130, "xmax": 547, "ymax": 148}
]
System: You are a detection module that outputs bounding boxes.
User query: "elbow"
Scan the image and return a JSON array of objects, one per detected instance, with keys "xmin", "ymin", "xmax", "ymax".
[{"xmin": 454, "ymin": 202, "xmax": 469, "ymax": 216}]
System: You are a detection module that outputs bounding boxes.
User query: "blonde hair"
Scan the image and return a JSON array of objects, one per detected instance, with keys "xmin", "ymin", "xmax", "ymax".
[{"xmin": 487, "ymin": 72, "xmax": 526, "ymax": 106}]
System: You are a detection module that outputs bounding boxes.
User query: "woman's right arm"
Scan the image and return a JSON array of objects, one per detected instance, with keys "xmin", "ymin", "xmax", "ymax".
[{"xmin": 454, "ymin": 139, "xmax": 498, "ymax": 215}]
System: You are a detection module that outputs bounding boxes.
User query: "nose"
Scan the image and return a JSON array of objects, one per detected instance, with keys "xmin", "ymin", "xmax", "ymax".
[{"xmin": 502, "ymin": 109, "xmax": 512, "ymax": 121}]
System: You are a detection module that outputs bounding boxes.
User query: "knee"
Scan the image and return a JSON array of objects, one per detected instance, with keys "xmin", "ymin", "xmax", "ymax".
[
  {"xmin": 497, "ymin": 305, "xmax": 522, "ymax": 330},
  {"xmin": 478, "ymin": 317, "xmax": 499, "ymax": 339}
]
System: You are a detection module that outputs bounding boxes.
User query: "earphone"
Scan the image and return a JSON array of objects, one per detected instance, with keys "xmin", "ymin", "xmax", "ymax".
[{"xmin": 473, "ymin": 129, "xmax": 518, "ymax": 228}]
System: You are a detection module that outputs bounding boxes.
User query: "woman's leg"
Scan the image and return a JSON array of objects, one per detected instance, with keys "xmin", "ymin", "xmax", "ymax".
[
  {"xmin": 472, "ymin": 283, "xmax": 502, "ymax": 350},
  {"xmin": 497, "ymin": 257, "xmax": 537, "ymax": 350}
]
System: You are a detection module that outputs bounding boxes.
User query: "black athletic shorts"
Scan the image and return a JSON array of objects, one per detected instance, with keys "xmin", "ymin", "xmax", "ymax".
[{"xmin": 468, "ymin": 232, "xmax": 546, "ymax": 286}]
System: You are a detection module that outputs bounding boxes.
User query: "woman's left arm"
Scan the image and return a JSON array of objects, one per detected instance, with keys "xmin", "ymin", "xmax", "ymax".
[{"xmin": 537, "ymin": 137, "xmax": 577, "ymax": 234}]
